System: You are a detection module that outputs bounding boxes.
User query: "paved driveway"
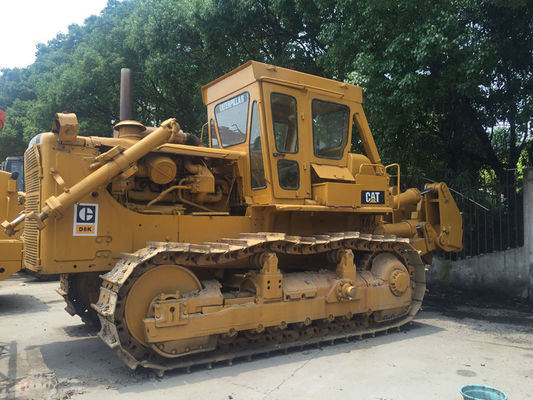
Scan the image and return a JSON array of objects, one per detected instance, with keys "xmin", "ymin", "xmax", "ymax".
[{"xmin": 1, "ymin": 274, "xmax": 532, "ymax": 400}]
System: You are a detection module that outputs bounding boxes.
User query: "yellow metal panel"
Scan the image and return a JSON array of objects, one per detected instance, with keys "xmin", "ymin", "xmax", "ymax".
[
  {"xmin": 202, "ymin": 61, "xmax": 364, "ymax": 107},
  {"xmin": 311, "ymin": 164, "xmax": 355, "ymax": 182},
  {"xmin": 250, "ymin": 61, "xmax": 363, "ymax": 103},
  {"xmin": 156, "ymin": 144, "xmax": 244, "ymax": 160},
  {"xmin": 7, "ymin": 179, "xmax": 17, "ymax": 192},
  {"xmin": 0, "ymin": 239, "xmax": 23, "ymax": 281},
  {"xmin": 313, "ymin": 182, "xmax": 358, "ymax": 207},
  {"xmin": 201, "ymin": 61, "xmax": 257, "ymax": 105},
  {"xmin": 354, "ymin": 172, "xmax": 387, "ymax": 185},
  {"xmin": 0, "ymin": 169, "xmax": 24, "ymax": 277}
]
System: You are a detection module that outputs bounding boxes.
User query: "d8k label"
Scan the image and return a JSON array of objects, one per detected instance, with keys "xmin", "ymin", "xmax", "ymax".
[{"xmin": 73, "ymin": 203, "xmax": 99, "ymax": 236}]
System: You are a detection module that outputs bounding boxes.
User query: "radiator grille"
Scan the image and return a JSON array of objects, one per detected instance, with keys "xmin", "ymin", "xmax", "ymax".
[{"xmin": 23, "ymin": 145, "xmax": 41, "ymax": 268}]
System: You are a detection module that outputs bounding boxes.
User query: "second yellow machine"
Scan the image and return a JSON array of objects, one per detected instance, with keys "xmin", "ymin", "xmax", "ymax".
[{"xmin": 2, "ymin": 61, "xmax": 462, "ymax": 373}]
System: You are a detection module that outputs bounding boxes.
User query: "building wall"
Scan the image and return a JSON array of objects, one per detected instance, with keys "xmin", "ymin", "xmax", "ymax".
[{"xmin": 428, "ymin": 169, "xmax": 533, "ymax": 299}]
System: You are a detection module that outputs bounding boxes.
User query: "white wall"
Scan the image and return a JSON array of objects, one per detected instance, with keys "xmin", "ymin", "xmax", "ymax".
[{"xmin": 428, "ymin": 169, "xmax": 533, "ymax": 299}]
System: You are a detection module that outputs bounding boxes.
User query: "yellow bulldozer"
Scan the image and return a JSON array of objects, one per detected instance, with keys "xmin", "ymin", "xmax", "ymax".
[
  {"xmin": 1, "ymin": 61, "xmax": 462, "ymax": 373},
  {"xmin": 0, "ymin": 170, "xmax": 24, "ymax": 281}
]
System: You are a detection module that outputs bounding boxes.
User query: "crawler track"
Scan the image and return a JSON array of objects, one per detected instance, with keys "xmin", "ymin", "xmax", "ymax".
[
  {"xmin": 58, "ymin": 273, "xmax": 101, "ymax": 327},
  {"xmin": 92, "ymin": 232, "xmax": 426, "ymax": 374}
]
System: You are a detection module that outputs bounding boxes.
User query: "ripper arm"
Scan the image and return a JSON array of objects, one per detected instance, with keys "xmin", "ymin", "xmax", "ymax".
[{"xmin": 375, "ymin": 182, "xmax": 463, "ymax": 261}]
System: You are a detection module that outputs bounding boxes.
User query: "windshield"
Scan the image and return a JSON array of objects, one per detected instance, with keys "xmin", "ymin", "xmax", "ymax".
[{"xmin": 214, "ymin": 92, "xmax": 250, "ymax": 147}]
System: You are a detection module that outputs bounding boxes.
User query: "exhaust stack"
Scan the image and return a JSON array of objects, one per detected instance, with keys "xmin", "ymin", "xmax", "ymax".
[{"xmin": 119, "ymin": 68, "xmax": 133, "ymax": 122}]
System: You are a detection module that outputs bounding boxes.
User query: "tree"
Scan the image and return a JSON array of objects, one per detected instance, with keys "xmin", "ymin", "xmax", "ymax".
[
  {"xmin": 0, "ymin": 0, "xmax": 531, "ymax": 191},
  {"xmin": 321, "ymin": 0, "xmax": 533, "ymax": 187}
]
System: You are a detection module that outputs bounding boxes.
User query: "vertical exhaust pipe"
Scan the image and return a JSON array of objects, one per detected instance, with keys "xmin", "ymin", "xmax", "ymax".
[
  {"xmin": 115, "ymin": 68, "xmax": 133, "ymax": 138},
  {"xmin": 120, "ymin": 68, "xmax": 133, "ymax": 121}
]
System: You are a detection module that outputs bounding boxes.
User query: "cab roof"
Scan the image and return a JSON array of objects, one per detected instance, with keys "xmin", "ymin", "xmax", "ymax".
[{"xmin": 201, "ymin": 61, "xmax": 363, "ymax": 106}]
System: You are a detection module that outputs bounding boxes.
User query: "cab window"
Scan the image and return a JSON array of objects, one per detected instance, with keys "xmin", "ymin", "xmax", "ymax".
[
  {"xmin": 214, "ymin": 92, "xmax": 249, "ymax": 147},
  {"xmin": 277, "ymin": 159, "xmax": 299, "ymax": 189},
  {"xmin": 312, "ymin": 99, "xmax": 350, "ymax": 159},
  {"xmin": 249, "ymin": 101, "xmax": 267, "ymax": 189},
  {"xmin": 271, "ymin": 93, "xmax": 298, "ymax": 153}
]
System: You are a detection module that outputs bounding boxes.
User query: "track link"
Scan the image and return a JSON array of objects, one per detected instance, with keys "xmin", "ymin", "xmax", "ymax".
[{"xmin": 92, "ymin": 232, "xmax": 426, "ymax": 374}]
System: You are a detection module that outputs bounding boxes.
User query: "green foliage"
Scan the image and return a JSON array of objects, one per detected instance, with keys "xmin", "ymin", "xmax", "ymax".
[
  {"xmin": 0, "ymin": 0, "xmax": 531, "ymax": 189},
  {"xmin": 333, "ymin": 0, "xmax": 533, "ymax": 187}
]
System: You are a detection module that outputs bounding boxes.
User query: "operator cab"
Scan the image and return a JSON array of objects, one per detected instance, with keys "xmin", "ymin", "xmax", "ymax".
[{"xmin": 202, "ymin": 61, "xmax": 388, "ymax": 208}]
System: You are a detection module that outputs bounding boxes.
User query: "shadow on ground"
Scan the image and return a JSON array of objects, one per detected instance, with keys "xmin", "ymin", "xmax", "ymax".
[
  {"xmin": 421, "ymin": 290, "xmax": 533, "ymax": 335},
  {"xmin": 0, "ymin": 294, "xmax": 50, "ymax": 315},
  {"xmin": 62, "ymin": 323, "xmax": 99, "ymax": 338},
  {"xmin": 26, "ymin": 320, "xmax": 443, "ymax": 396}
]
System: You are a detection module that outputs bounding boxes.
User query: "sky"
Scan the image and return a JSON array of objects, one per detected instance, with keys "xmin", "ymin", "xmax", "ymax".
[{"xmin": 0, "ymin": 0, "xmax": 111, "ymax": 69}]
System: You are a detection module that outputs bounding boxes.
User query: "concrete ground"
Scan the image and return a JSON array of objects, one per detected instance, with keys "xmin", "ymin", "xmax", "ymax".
[{"xmin": 1, "ymin": 273, "xmax": 532, "ymax": 400}]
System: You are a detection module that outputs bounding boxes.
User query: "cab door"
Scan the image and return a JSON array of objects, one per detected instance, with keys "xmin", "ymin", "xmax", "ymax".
[{"xmin": 262, "ymin": 83, "xmax": 309, "ymax": 200}]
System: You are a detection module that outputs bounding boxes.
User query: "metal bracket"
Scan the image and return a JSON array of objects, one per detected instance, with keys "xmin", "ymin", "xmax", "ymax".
[
  {"xmin": 50, "ymin": 168, "xmax": 67, "ymax": 191},
  {"xmin": 90, "ymin": 145, "xmax": 124, "ymax": 169},
  {"xmin": 246, "ymin": 252, "xmax": 283, "ymax": 302},
  {"xmin": 335, "ymin": 249, "xmax": 356, "ymax": 283}
]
